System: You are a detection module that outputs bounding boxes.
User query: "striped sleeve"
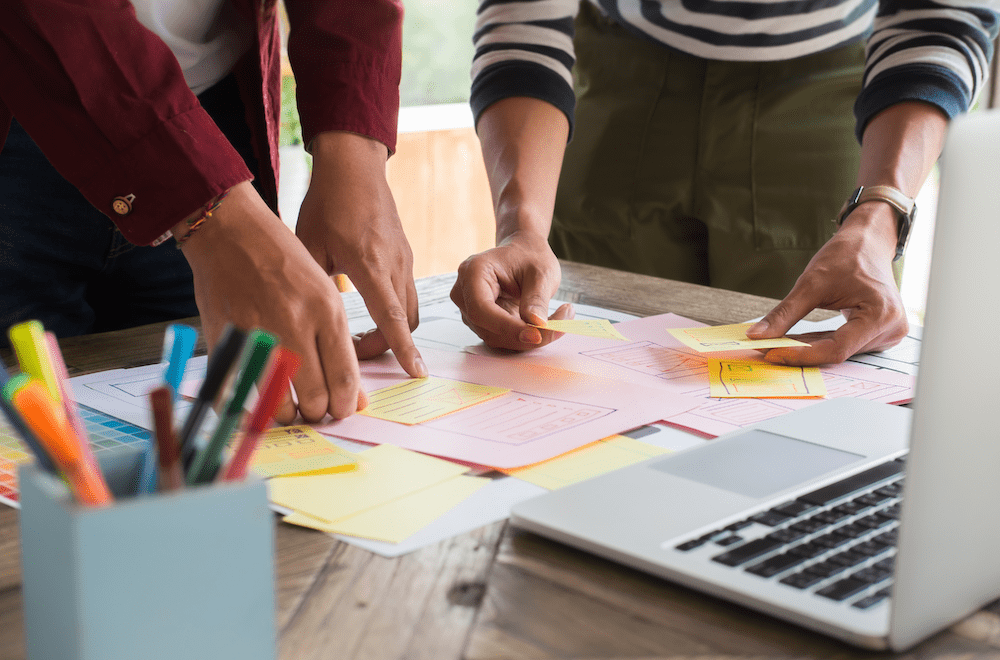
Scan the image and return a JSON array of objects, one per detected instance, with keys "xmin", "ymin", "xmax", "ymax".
[
  {"xmin": 855, "ymin": 0, "xmax": 999, "ymax": 139},
  {"xmin": 470, "ymin": 0, "xmax": 580, "ymax": 134}
]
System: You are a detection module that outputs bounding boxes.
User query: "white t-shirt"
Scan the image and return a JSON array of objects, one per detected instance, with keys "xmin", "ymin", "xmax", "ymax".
[{"xmin": 130, "ymin": 0, "xmax": 251, "ymax": 95}]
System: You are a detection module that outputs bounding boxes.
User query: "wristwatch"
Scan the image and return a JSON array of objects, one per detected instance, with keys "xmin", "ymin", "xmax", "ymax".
[{"xmin": 836, "ymin": 185, "xmax": 916, "ymax": 261}]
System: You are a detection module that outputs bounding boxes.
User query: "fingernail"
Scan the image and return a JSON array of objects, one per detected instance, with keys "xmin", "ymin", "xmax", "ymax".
[
  {"xmin": 414, "ymin": 357, "xmax": 428, "ymax": 378},
  {"xmin": 748, "ymin": 321, "xmax": 768, "ymax": 335},
  {"xmin": 519, "ymin": 328, "xmax": 541, "ymax": 344},
  {"xmin": 528, "ymin": 307, "xmax": 548, "ymax": 326},
  {"xmin": 357, "ymin": 389, "xmax": 369, "ymax": 411}
]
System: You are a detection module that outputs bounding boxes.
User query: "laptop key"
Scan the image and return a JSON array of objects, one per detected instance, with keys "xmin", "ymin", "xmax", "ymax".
[
  {"xmin": 852, "ymin": 540, "xmax": 891, "ymax": 557},
  {"xmin": 715, "ymin": 535, "xmax": 743, "ymax": 546},
  {"xmin": 853, "ymin": 565, "xmax": 893, "ymax": 584},
  {"xmin": 746, "ymin": 552, "xmax": 808, "ymax": 578},
  {"xmin": 833, "ymin": 501, "xmax": 868, "ymax": 515},
  {"xmin": 773, "ymin": 500, "xmax": 815, "ymax": 517},
  {"xmin": 799, "ymin": 461, "xmax": 905, "ymax": 506},
  {"xmin": 790, "ymin": 517, "xmax": 831, "ymax": 534},
  {"xmin": 724, "ymin": 519, "xmax": 754, "ymax": 532},
  {"xmin": 767, "ymin": 527, "xmax": 807, "ymax": 543},
  {"xmin": 811, "ymin": 532, "xmax": 853, "ymax": 549},
  {"xmin": 804, "ymin": 561, "xmax": 849, "ymax": 579},
  {"xmin": 826, "ymin": 550, "xmax": 867, "ymax": 568},
  {"xmin": 787, "ymin": 542, "xmax": 827, "ymax": 559},
  {"xmin": 780, "ymin": 571, "xmax": 825, "ymax": 589},
  {"xmin": 750, "ymin": 510, "xmax": 792, "ymax": 527},
  {"xmin": 813, "ymin": 509, "xmax": 850, "ymax": 524},
  {"xmin": 675, "ymin": 540, "xmax": 703, "ymax": 551},
  {"xmin": 817, "ymin": 577, "xmax": 869, "ymax": 601},
  {"xmin": 852, "ymin": 588, "xmax": 892, "ymax": 610},
  {"xmin": 711, "ymin": 537, "xmax": 785, "ymax": 566}
]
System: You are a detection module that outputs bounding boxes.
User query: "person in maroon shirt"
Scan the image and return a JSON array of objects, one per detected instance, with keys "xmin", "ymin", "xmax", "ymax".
[{"xmin": 0, "ymin": 0, "xmax": 426, "ymax": 422}]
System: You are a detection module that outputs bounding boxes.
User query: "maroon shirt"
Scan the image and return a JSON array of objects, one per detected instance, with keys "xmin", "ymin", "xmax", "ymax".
[{"xmin": 0, "ymin": 0, "xmax": 402, "ymax": 245}]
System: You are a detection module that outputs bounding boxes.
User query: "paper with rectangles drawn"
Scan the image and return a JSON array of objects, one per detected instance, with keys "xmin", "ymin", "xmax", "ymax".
[
  {"xmin": 499, "ymin": 435, "xmax": 670, "ymax": 490},
  {"xmin": 314, "ymin": 347, "xmax": 700, "ymax": 468},
  {"xmin": 707, "ymin": 360, "xmax": 827, "ymax": 399},
  {"xmin": 668, "ymin": 323, "xmax": 809, "ymax": 352},
  {"xmin": 468, "ymin": 312, "xmax": 913, "ymax": 438},
  {"xmin": 359, "ymin": 377, "xmax": 510, "ymax": 425},
  {"xmin": 530, "ymin": 319, "xmax": 628, "ymax": 341}
]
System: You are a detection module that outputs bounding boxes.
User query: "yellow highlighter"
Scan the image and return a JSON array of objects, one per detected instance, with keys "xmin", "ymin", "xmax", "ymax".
[{"xmin": 8, "ymin": 320, "xmax": 62, "ymax": 405}]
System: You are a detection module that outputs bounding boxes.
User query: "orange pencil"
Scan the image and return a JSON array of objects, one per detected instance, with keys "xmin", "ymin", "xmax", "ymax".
[{"xmin": 13, "ymin": 381, "xmax": 113, "ymax": 507}]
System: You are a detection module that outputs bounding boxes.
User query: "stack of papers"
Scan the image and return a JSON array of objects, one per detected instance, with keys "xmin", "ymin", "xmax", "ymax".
[
  {"xmin": 272, "ymin": 444, "xmax": 489, "ymax": 543},
  {"xmin": 61, "ymin": 297, "xmax": 918, "ymax": 556}
]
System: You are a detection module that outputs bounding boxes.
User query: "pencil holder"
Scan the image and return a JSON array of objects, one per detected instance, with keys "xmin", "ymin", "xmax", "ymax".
[{"xmin": 18, "ymin": 445, "xmax": 276, "ymax": 660}]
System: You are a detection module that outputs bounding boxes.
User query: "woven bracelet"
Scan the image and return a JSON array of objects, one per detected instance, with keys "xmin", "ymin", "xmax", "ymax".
[{"xmin": 175, "ymin": 189, "xmax": 231, "ymax": 248}]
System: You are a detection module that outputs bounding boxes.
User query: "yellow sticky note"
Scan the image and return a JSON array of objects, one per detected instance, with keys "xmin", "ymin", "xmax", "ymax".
[
  {"xmin": 530, "ymin": 319, "xmax": 628, "ymax": 341},
  {"xmin": 359, "ymin": 376, "xmax": 510, "ymax": 425},
  {"xmin": 499, "ymin": 434, "xmax": 670, "ymax": 489},
  {"xmin": 708, "ymin": 359, "xmax": 827, "ymax": 398},
  {"xmin": 282, "ymin": 474, "xmax": 489, "ymax": 543},
  {"xmin": 268, "ymin": 443, "xmax": 469, "ymax": 523},
  {"xmin": 247, "ymin": 425, "xmax": 357, "ymax": 478},
  {"xmin": 668, "ymin": 323, "xmax": 809, "ymax": 352}
]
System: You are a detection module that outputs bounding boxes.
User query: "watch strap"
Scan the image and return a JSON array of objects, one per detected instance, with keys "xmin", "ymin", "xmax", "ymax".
[{"xmin": 837, "ymin": 185, "xmax": 916, "ymax": 261}]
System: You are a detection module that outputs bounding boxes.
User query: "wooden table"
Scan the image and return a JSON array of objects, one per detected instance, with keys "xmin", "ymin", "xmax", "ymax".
[{"xmin": 3, "ymin": 262, "xmax": 999, "ymax": 659}]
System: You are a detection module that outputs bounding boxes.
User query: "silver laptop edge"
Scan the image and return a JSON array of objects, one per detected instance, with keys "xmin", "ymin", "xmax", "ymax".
[{"xmin": 510, "ymin": 109, "xmax": 1000, "ymax": 651}]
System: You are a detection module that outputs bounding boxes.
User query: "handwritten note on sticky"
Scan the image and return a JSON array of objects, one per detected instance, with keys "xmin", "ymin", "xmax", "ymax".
[
  {"xmin": 708, "ymin": 359, "xmax": 827, "ymax": 398},
  {"xmin": 247, "ymin": 425, "xmax": 357, "ymax": 478},
  {"xmin": 668, "ymin": 323, "xmax": 809, "ymax": 352},
  {"xmin": 499, "ymin": 435, "xmax": 670, "ymax": 489},
  {"xmin": 283, "ymin": 474, "xmax": 488, "ymax": 543},
  {"xmin": 530, "ymin": 319, "xmax": 628, "ymax": 341},
  {"xmin": 359, "ymin": 377, "xmax": 510, "ymax": 425}
]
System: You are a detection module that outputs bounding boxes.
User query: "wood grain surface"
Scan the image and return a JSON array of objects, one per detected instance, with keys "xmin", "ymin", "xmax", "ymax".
[{"xmin": 5, "ymin": 264, "xmax": 991, "ymax": 660}]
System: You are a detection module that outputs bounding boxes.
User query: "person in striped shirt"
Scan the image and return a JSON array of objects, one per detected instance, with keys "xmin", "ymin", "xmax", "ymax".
[{"xmin": 450, "ymin": 0, "xmax": 997, "ymax": 365}]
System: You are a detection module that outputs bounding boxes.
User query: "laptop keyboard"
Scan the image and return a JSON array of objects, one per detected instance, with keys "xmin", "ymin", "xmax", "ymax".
[{"xmin": 674, "ymin": 457, "xmax": 906, "ymax": 610}]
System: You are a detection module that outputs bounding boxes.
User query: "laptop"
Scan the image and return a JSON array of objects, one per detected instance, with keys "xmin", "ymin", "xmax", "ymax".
[{"xmin": 510, "ymin": 108, "xmax": 1000, "ymax": 651}]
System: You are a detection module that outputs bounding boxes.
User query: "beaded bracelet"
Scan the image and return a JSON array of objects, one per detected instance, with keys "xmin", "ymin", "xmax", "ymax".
[{"xmin": 174, "ymin": 189, "xmax": 231, "ymax": 248}]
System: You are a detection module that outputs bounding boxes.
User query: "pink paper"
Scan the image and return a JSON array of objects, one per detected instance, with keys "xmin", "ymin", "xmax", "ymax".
[
  {"xmin": 313, "ymin": 347, "xmax": 701, "ymax": 468},
  {"xmin": 470, "ymin": 313, "xmax": 915, "ymax": 438}
]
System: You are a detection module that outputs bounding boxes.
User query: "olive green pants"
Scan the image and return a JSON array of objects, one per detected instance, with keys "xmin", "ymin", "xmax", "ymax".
[{"xmin": 551, "ymin": 4, "xmax": 865, "ymax": 299}]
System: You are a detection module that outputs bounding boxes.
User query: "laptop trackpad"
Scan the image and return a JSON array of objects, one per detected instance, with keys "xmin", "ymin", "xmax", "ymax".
[{"xmin": 649, "ymin": 430, "xmax": 863, "ymax": 499}]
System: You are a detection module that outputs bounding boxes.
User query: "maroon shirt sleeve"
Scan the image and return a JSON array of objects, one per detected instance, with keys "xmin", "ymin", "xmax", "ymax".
[
  {"xmin": 284, "ymin": 0, "xmax": 403, "ymax": 155},
  {"xmin": 0, "ymin": 1, "xmax": 251, "ymax": 245}
]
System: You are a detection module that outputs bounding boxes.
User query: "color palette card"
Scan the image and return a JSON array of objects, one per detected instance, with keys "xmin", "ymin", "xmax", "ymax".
[{"xmin": 0, "ymin": 404, "xmax": 152, "ymax": 508}]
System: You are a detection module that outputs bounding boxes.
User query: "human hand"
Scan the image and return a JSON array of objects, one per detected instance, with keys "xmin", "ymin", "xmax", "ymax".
[
  {"xmin": 295, "ymin": 131, "xmax": 426, "ymax": 378},
  {"xmin": 451, "ymin": 231, "xmax": 571, "ymax": 350},
  {"xmin": 746, "ymin": 205, "xmax": 908, "ymax": 365},
  {"xmin": 176, "ymin": 181, "xmax": 366, "ymax": 424}
]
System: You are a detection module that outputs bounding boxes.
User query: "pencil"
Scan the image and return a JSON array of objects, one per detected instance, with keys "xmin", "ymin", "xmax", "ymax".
[
  {"xmin": 149, "ymin": 386, "xmax": 184, "ymax": 491},
  {"xmin": 218, "ymin": 347, "xmax": 301, "ymax": 482}
]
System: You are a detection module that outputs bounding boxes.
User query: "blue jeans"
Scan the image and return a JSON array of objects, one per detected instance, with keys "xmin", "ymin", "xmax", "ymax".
[{"xmin": 0, "ymin": 73, "xmax": 260, "ymax": 346}]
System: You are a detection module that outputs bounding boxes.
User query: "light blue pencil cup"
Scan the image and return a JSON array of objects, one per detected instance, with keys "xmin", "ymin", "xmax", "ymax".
[{"xmin": 18, "ymin": 445, "xmax": 276, "ymax": 660}]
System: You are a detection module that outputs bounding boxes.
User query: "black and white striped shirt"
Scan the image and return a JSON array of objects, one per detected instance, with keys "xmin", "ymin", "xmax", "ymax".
[{"xmin": 471, "ymin": 0, "xmax": 998, "ymax": 138}]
